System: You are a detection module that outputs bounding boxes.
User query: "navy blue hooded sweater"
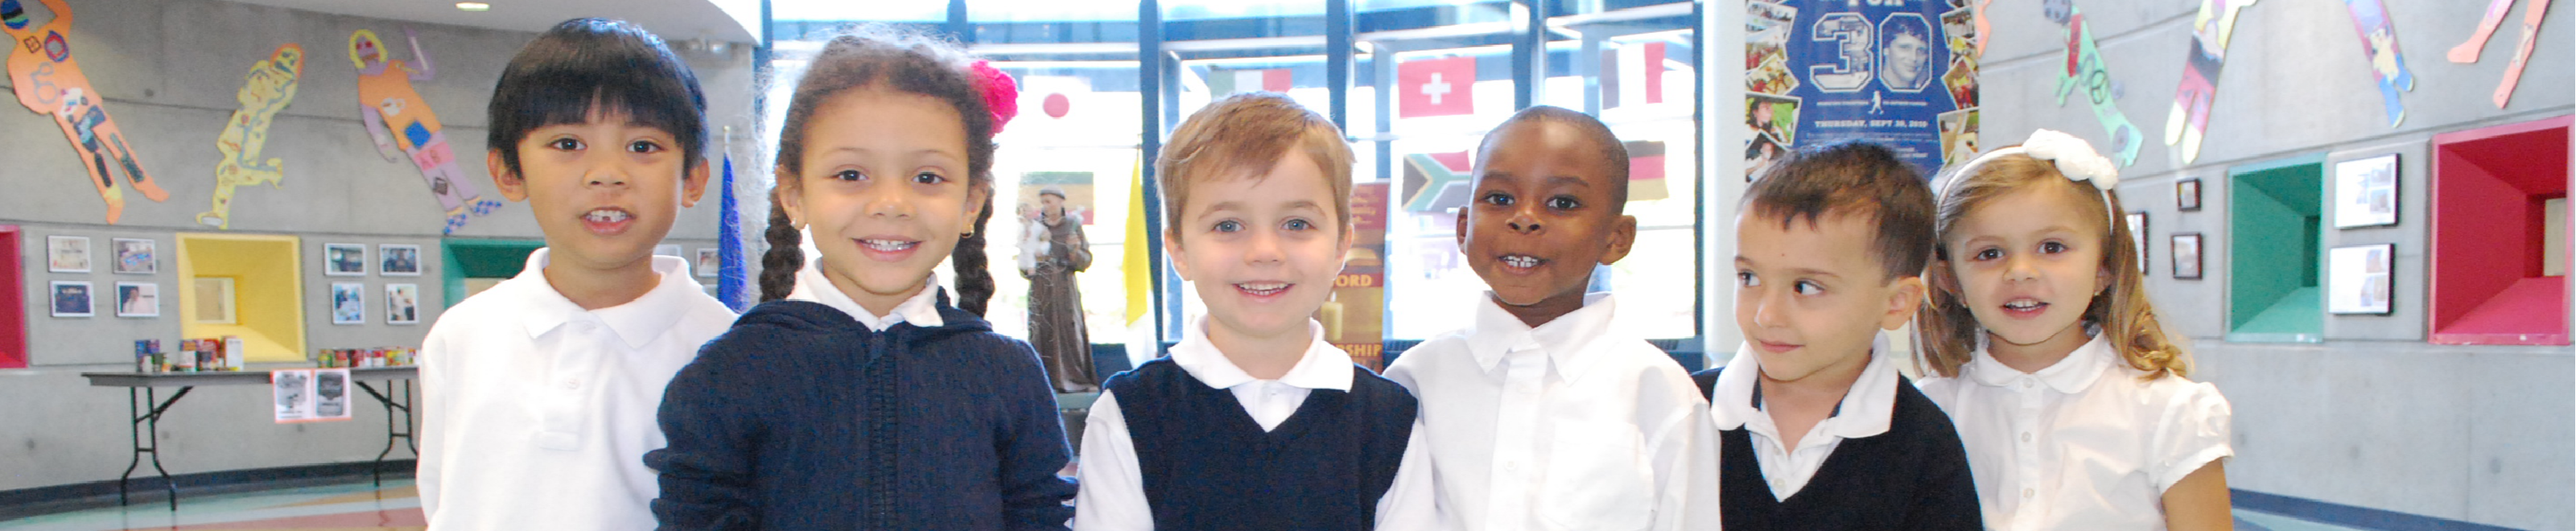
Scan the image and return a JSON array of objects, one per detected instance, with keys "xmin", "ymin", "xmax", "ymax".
[{"xmin": 647, "ymin": 297, "xmax": 1077, "ymax": 530}]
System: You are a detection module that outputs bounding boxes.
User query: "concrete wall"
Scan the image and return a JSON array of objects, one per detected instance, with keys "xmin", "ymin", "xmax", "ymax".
[
  {"xmin": 0, "ymin": 0, "xmax": 756, "ymax": 492},
  {"xmin": 1977, "ymin": 0, "xmax": 2573, "ymax": 529}
]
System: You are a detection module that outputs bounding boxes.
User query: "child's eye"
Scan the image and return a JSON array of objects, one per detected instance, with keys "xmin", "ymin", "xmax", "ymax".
[
  {"xmin": 913, "ymin": 171, "xmax": 946, "ymax": 184},
  {"xmin": 1481, "ymin": 192, "xmax": 1514, "ymax": 207},
  {"xmin": 1973, "ymin": 248, "xmax": 2001, "ymax": 261},
  {"xmin": 1546, "ymin": 196, "xmax": 1582, "ymax": 210},
  {"xmin": 626, "ymin": 140, "xmax": 663, "ymax": 154},
  {"xmin": 1212, "ymin": 220, "xmax": 1243, "ymax": 233},
  {"xmin": 1737, "ymin": 271, "xmax": 1759, "ymax": 287},
  {"xmin": 831, "ymin": 169, "xmax": 865, "ymax": 182},
  {"xmin": 1794, "ymin": 280, "xmax": 1824, "ymax": 296},
  {"xmin": 1283, "ymin": 218, "xmax": 1313, "ymax": 231},
  {"xmin": 2041, "ymin": 241, "xmax": 2068, "ymax": 253},
  {"xmin": 548, "ymin": 138, "xmax": 583, "ymax": 151}
]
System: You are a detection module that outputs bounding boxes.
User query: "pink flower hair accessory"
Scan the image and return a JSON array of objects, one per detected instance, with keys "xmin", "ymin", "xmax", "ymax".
[{"xmin": 970, "ymin": 60, "xmax": 1020, "ymax": 134}]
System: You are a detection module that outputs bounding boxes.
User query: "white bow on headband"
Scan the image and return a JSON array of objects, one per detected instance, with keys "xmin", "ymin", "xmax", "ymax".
[{"xmin": 1938, "ymin": 130, "xmax": 2123, "ymax": 224}]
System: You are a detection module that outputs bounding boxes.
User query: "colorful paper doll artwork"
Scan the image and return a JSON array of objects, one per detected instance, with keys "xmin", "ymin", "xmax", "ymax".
[
  {"xmin": 2490, "ymin": 0, "xmax": 2553, "ymax": 108},
  {"xmin": 350, "ymin": 28, "xmax": 502, "ymax": 234},
  {"xmin": 2341, "ymin": 0, "xmax": 2413, "ymax": 127},
  {"xmin": 6, "ymin": 0, "xmax": 167, "ymax": 224},
  {"xmin": 201, "ymin": 43, "xmax": 304, "ymax": 229},
  {"xmin": 2055, "ymin": 9, "xmax": 2143, "ymax": 167},
  {"xmin": 2164, "ymin": 0, "xmax": 2255, "ymax": 165},
  {"xmin": 2445, "ymin": 0, "xmax": 2555, "ymax": 108}
]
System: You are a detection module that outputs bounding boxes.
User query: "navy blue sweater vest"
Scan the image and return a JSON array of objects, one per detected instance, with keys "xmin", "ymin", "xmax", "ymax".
[
  {"xmin": 1105, "ymin": 357, "xmax": 1418, "ymax": 531},
  {"xmin": 648, "ymin": 297, "xmax": 1077, "ymax": 531},
  {"xmin": 1690, "ymin": 368, "xmax": 1984, "ymax": 531}
]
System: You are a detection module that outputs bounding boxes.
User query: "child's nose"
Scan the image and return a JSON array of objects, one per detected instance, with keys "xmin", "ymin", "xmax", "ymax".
[
  {"xmin": 1242, "ymin": 230, "xmax": 1286, "ymax": 264},
  {"xmin": 584, "ymin": 167, "xmax": 628, "ymax": 187},
  {"xmin": 1751, "ymin": 286, "xmax": 1790, "ymax": 328},
  {"xmin": 1505, "ymin": 210, "xmax": 1543, "ymax": 233},
  {"xmin": 865, "ymin": 185, "xmax": 915, "ymax": 218}
]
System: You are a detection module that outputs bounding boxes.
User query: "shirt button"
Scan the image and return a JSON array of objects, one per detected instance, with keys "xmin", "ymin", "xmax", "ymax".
[
  {"xmin": 2022, "ymin": 488, "xmax": 2034, "ymax": 498},
  {"xmin": 2021, "ymin": 432, "xmax": 2033, "ymax": 442},
  {"xmin": 2020, "ymin": 380, "xmax": 2034, "ymax": 389},
  {"xmin": 564, "ymin": 380, "xmax": 583, "ymax": 390},
  {"xmin": 1504, "ymin": 461, "xmax": 1519, "ymax": 471}
]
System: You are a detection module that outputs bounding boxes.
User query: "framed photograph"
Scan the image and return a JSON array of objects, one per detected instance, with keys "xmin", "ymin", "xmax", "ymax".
[
  {"xmin": 2170, "ymin": 233, "xmax": 2205, "ymax": 280},
  {"xmin": 385, "ymin": 283, "xmax": 422, "ymax": 324},
  {"xmin": 112, "ymin": 238, "xmax": 156, "ymax": 274},
  {"xmin": 194, "ymin": 278, "xmax": 237, "ymax": 324},
  {"xmin": 2333, "ymin": 154, "xmax": 2401, "ymax": 228},
  {"xmin": 114, "ymin": 282, "xmax": 159, "ymax": 318},
  {"xmin": 380, "ymin": 244, "xmax": 423, "ymax": 276},
  {"xmin": 2124, "ymin": 212, "xmax": 2149, "ymax": 274},
  {"xmin": 47, "ymin": 236, "xmax": 91, "ymax": 273},
  {"xmin": 2175, "ymin": 178, "xmax": 2203, "ymax": 212},
  {"xmin": 696, "ymin": 248, "xmax": 719, "ymax": 278},
  {"xmin": 655, "ymin": 244, "xmax": 682, "ymax": 258},
  {"xmin": 2329, "ymin": 244, "xmax": 2396, "ymax": 315},
  {"xmin": 324, "ymin": 244, "xmax": 367, "ymax": 277},
  {"xmin": 331, "ymin": 282, "xmax": 365, "ymax": 325},
  {"xmin": 50, "ymin": 281, "xmax": 93, "ymax": 318}
]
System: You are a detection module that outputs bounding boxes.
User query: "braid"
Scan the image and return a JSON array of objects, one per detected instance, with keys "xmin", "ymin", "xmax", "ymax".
[
  {"xmin": 758, "ymin": 199, "xmax": 803, "ymax": 302},
  {"xmin": 952, "ymin": 192, "xmax": 997, "ymax": 316}
]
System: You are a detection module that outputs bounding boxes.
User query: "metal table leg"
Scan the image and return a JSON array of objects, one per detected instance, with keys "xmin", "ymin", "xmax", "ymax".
[
  {"xmin": 356, "ymin": 381, "xmax": 415, "ymax": 487},
  {"xmin": 117, "ymin": 385, "xmax": 191, "ymax": 511}
]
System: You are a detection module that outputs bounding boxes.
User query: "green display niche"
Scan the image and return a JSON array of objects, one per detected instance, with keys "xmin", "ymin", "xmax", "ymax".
[
  {"xmin": 2228, "ymin": 156, "xmax": 2327, "ymax": 343},
  {"xmin": 440, "ymin": 238, "xmax": 544, "ymax": 309}
]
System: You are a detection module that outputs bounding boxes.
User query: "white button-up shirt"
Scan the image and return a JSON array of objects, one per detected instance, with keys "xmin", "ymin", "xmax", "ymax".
[
  {"xmin": 1074, "ymin": 317, "xmax": 1439, "ymax": 531},
  {"xmin": 418, "ymin": 249, "xmax": 738, "ymax": 531},
  {"xmin": 1383, "ymin": 293, "xmax": 1721, "ymax": 531},
  {"xmin": 785, "ymin": 264, "xmax": 944, "ymax": 330},
  {"xmin": 1708, "ymin": 335, "xmax": 1902, "ymax": 500},
  {"xmin": 1915, "ymin": 333, "xmax": 2233, "ymax": 531}
]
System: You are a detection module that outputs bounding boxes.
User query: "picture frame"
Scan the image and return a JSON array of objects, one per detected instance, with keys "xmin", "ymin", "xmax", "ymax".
[
  {"xmin": 2333, "ymin": 154, "xmax": 2401, "ymax": 228},
  {"xmin": 385, "ymin": 283, "xmax": 421, "ymax": 324},
  {"xmin": 324, "ymin": 244, "xmax": 367, "ymax": 277},
  {"xmin": 2328, "ymin": 244, "xmax": 2396, "ymax": 315},
  {"xmin": 2175, "ymin": 178, "xmax": 2203, "ymax": 212},
  {"xmin": 379, "ymin": 244, "xmax": 423, "ymax": 277},
  {"xmin": 111, "ymin": 238, "xmax": 156, "ymax": 275},
  {"xmin": 2170, "ymin": 233, "xmax": 2205, "ymax": 280},
  {"xmin": 114, "ymin": 282, "xmax": 159, "ymax": 318},
  {"xmin": 330, "ymin": 282, "xmax": 365, "ymax": 325},
  {"xmin": 47, "ymin": 235, "xmax": 91, "ymax": 273},
  {"xmin": 2124, "ymin": 212, "xmax": 2149, "ymax": 274},
  {"xmin": 696, "ymin": 248, "xmax": 719, "ymax": 278},
  {"xmin": 50, "ymin": 281, "xmax": 94, "ymax": 318},
  {"xmin": 194, "ymin": 277, "xmax": 237, "ymax": 324}
]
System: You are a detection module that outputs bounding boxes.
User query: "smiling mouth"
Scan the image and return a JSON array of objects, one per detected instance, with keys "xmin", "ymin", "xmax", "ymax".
[
  {"xmin": 2001, "ymin": 298, "xmax": 2048, "ymax": 315},
  {"xmin": 1235, "ymin": 282, "xmax": 1289, "ymax": 297},
  {"xmin": 581, "ymin": 208, "xmax": 634, "ymax": 235},
  {"xmin": 1499, "ymin": 254, "xmax": 1544, "ymax": 270},
  {"xmin": 583, "ymin": 208, "xmax": 630, "ymax": 223},
  {"xmin": 860, "ymin": 239, "xmax": 918, "ymax": 253}
]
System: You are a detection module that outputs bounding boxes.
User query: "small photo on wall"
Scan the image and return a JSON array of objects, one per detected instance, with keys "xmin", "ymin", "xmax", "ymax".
[
  {"xmin": 380, "ymin": 245, "xmax": 422, "ymax": 276},
  {"xmin": 2171, "ymin": 233, "xmax": 2205, "ymax": 280},
  {"xmin": 696, "ymin": 249, "xmax": 719, "ymax": 278},
  {"xmin": 112, "ymin": 238, "xmax": 156, "ymax": 275},
  {"xmin": 324, "ymin": 244, "xmax": 366, "ymax": 277},
  {"xmin": 47, "ymin": 236, "xmax": 91, "ymax": 273},
  {"xmin": 2333, "ymin": 154, "xmax": 2401, "ymax": 228},
  {"xmin": 2176, "ymin": 179, "xmax": 2203, "ymax": 212},
  {"xmin": 385, "ymin": 283, "xmax": 421, "ymax": 324},
  {"xmin": 115, "ymin": 282, "xmax": 159, "ymax": 318},
  {"xmin": 51, "ymin": 281, "xmax": 94, "ymax": 318},
  {"xmin": 2328, "ymin": 244, "xmax": 2396, "ymax": 315},
  {"xmin": 331, "ymin": 282, "xmax": 365, "ymax": 324}
]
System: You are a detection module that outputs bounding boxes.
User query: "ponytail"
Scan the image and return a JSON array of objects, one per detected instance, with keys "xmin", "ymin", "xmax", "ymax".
[
  {"xmin": 951, "ymin": 192, "xmax": 997, "ymax": 316},
  {"xmin": 759, "ymin": 199, "xmax": 803, "ymax": 302}
]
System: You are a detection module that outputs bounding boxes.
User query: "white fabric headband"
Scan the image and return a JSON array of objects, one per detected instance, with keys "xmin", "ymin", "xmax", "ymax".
[{"xmin": 1935, "ymin": 129, "xmax": 2121, "ymax": 224}]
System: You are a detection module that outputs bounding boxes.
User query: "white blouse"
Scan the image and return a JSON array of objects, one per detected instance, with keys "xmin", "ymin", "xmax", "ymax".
[{"xmin": 1914, "ymin": 333, "xmax": 2233, "ymax": 531}]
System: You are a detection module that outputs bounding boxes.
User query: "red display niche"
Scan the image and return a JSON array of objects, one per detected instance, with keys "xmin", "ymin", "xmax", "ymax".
[{"xmin": 2429, "ymin": 115, "xmax": 2570, "ymax": 345}]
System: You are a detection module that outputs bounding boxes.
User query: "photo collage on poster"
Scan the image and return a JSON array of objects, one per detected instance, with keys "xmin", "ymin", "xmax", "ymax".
[{"xmin": 1747, "ymin": 0, "xmax": 1978, "ymax": 181}]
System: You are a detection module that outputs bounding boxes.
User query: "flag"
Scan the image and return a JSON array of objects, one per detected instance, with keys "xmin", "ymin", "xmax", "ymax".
[
  {"xmin": 1399, "ymin": 150, "xmax": 1474, "ymax": 212},
  {"xmin": 715, "ymin": 154, "xmax": 748, "ymax": 311},
  {"xmin": 1124, "ymin": 155, "xmax": 1152, "ymax": 326},
  {"xmin": 1605, "ymin": 42, "xmax": 1667, "ymax": 108},
  {"xmin": 1624, "ymin": 140, "xmax": 1669, "ymax": 201},
  {"xmin": 1398, "ymin": 56, "xmax": 1478, "ymax": 118},
  {"xmin": 1209, "ymin": 68, "xmax": 1292, "ymax": 95}
]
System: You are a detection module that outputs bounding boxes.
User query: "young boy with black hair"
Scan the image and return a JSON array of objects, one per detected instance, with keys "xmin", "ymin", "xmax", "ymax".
[
  {"xmin": 1384, "ymin": 105, "xmax": 1720, "ymax": 530},
  {"xmin": 416, "ymin": 18, "xmax": 733, "ymax": 530},
  {"xmin": 1695, "ymin": 142, "xmax": 1980, "ymax": 529}
]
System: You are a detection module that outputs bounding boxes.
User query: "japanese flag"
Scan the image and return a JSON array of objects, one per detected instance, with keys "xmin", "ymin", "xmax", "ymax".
[{"xmin": 1398, "ymin": 56, "xmax": 1478, "ymax": 118}]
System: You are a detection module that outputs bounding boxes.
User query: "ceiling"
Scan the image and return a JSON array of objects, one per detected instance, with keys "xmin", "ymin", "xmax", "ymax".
[{"xmin": 221, "ymin": 0, "xmax": 761, "ymax": 43}]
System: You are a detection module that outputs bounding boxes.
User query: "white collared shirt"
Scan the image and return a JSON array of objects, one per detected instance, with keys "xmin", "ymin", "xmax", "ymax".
[
  {"xmin": 1074, "ymin": 317, "xmax": 1438, "ymax": 531},
  {"xmin": 785, "ymin": 264, "xmax": 945, "ymax": 331},
  {"xmin": 1383, "ymin": 293, "xmax": 1721, "ymax": 531},
  {"xmin": 1915, "ymin": 333, "xmax": 2233, "ymax": 531},
  {"xmin": 418, "ymin": 249, "xmax": 738, "ymax": 531},
  {"xmin": 1707, "ymin": 335, "xmax": 1903, "ymax": 500}
]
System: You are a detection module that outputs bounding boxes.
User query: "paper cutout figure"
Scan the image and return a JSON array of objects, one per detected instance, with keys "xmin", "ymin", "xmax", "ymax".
[
  {"xmin": 2162, "ymin": 0, "xmax": 2255, "ymax": 165},
  {"xmin": 200, "ymin": 43, "xmax": 303, "ymax": 229},
  {"xmin": 2055, "ymin": 10, "xmax": 2142, "ymax": 167},
  {"xmin": 2492, "ymin": 0, "xmax": 2552, "ymax": 108},
  {"xmin": 2449, "ymin": 0, "xmax": 2516, "ymax": 63},
  {"xmin": 5, "ymin": 0, "xmax": 167, "ymax": 224},
  {"xmin": 2342, "ymin": 0, "xmax": 2413, "ymax": 126},
  {"xmin": 349, "ymin": 28, "xmax": 501, "ymax": 234}
]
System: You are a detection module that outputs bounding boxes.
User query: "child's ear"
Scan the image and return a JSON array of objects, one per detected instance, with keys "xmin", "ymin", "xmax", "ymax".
[
  {"xmin": 1597, "ymin": 214, "xmax": 1639, "ymax": 265},
  {"xmin": 1163, "ymin": 227, "xmax": 1193, "ymax": 281},
  {"xmin": 1336, "ymin": 219, "xmax": 1358, "ymax": 274},
  {"xmin": 1882, "ymin": 275, "xmax": 1927, "ymax": 331},
  {"xmin": 679, "ymin": 158, "xmax": 711, "ymax": 208},
  {"xmin": 964, "ymin": 185, "xmax": 991, "ymax": 231},
  {"xmin": 487, "ymin": 149, "xmax": 529, "ymax": 202},
  {"xmin": 1452, "ymin": 208, "xmax": 1469, "ymax": 249},
  {"xmin": 773, "ymin": 165, "xmax": 805, "ymax": 228}
]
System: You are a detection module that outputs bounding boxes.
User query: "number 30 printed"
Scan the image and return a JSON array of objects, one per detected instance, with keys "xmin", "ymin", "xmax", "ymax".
[{"xmin": 1808, "ymin": 12, "xmax": 1938, "ymax": 94}]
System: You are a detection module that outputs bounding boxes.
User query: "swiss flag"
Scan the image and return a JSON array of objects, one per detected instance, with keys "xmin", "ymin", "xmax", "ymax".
[{"xmin": 1399, "ymin": 56, "xmax": 1477, "ymax": 118}]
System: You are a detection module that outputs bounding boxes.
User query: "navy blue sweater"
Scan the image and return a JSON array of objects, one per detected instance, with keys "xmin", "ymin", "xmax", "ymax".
[
  {"xmin": 647, "ymin": 298, "xmax": 1077, "ymax": 530},
  {"xmin": 1109, "ymin": 358, "xmax": 1417, "ymax": 531}
]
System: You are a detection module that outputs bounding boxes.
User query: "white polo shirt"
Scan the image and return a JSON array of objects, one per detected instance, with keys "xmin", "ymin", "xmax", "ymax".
[
  {"xmin": 1914, "ymin": 333, "xmax": 2233, "ymax": 531},
  {"xmin": 1708, "ymin": 336, "xmax": 1903, "ymax": 500},
  {"xmin": 1074, "ymin": 316, "xmax": 1438, "ymax": 531},
  {"xmin": 1383, "ymin": 293, "xmax": 1721, "ymax": 531},
  {"xmin": 417, "ymin": 249, "xmax": 737, "ymax": 531}
]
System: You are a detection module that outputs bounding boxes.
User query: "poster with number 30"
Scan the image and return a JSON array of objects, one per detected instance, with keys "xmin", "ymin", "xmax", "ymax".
[{"xmin": 1750, "ymin": 0, "xmax": 1976, "ymax": 179}]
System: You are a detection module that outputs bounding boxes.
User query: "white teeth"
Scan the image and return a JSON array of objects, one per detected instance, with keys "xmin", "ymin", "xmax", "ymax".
[
  {"xmin": 861, "ymin": 239, "xmax": 916, "ymax": 252},
  {"xmin": 2005, "ymin": 300, "xmax": 2043, "ymax": 310},
  {"xmin": 1238, "ymin": 282, "xmax": 1288, "ymax": 295},
  {"xmin": 1502, "ymin": 255, "xmax": 1540, "ymax": 269},
  {"xmin": 583, "ymin": 209, "xmax": 630, "ymax": 223}
]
